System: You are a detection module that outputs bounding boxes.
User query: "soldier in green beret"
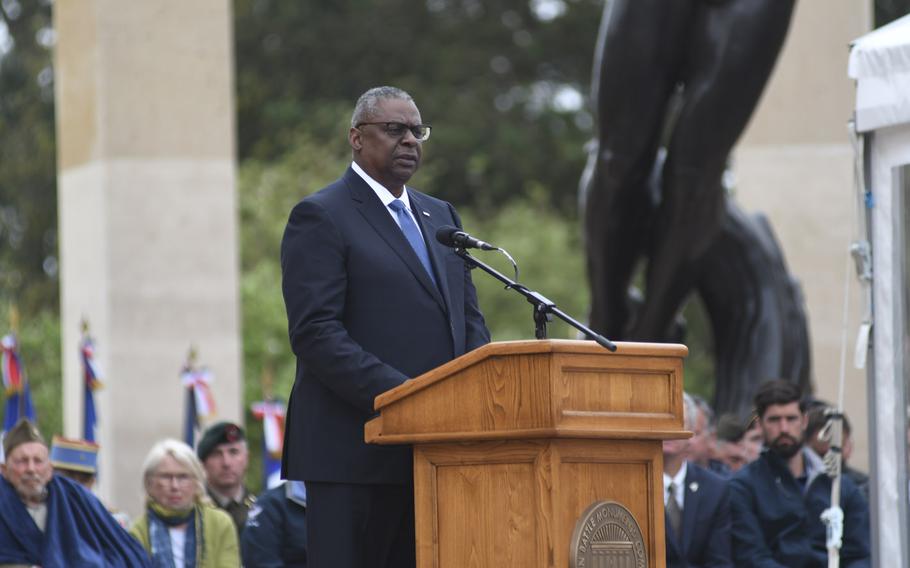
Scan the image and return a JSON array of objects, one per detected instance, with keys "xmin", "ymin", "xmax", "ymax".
[{"xmin": 197, "ymin": 421, "xmax": 256, "ymax": 535}]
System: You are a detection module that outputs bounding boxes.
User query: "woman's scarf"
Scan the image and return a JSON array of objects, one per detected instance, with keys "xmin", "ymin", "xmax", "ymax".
[{"xmin": 146, "ymin": 501, "xmax": 205, "ymax": 568}]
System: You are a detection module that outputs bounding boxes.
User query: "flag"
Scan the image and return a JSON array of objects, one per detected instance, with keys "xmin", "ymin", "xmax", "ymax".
[
  {"xmin": 251, "ymin": 399, "xmax": 285, "ymax": 489},
  {"xmin": 181, "ymin": 361, "xmax": 216, "ymax": 447},
  {"xmin": 1, "ymin": 333, "xmax": 37, "ymax": 433},
  {"xmin": 80, "ymin": 333, "xmax": 104, "ymax": 442}
]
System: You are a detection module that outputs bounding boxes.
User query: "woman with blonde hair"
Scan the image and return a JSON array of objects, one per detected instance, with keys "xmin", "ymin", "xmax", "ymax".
[{"xmin": 131, "ymin": 438, "xmax": 239, "ymax": 567}]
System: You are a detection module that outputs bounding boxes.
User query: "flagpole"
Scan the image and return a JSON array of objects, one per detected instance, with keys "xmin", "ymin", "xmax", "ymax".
[
  {"xmin": 183, "ymin": 345, "xmax": 198, "ymax": 446},
  {"xmin": 261, "ymin": 358, "xmax": 274, "ymax": 403},
  {"xmin": 82, "ymin": 318, "xmax": 88, "ymax": 439}
]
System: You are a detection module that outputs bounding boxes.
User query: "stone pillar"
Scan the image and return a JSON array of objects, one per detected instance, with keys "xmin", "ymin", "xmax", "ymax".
[
  {"xmin": 53, "ymin": 1, "xmax": 241, "ymax": 515},
  {"xmin": 734, "ymin": 0, "xmax": 871, "ymax": 467}
]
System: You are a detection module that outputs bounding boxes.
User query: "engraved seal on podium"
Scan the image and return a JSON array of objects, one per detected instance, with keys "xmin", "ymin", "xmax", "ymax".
[{"xmin": 570, "ymin": 500, "xmax": 647, "ymax": 568}]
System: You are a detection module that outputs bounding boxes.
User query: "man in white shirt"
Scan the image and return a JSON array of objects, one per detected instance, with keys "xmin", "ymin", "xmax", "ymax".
[
  {"xmin": 280, "ymin": 86, "xmax": 490, "ymax": 568},
  {"xmin": 663, "ymin": 393, "xmax": 733, "ymax": 568}
]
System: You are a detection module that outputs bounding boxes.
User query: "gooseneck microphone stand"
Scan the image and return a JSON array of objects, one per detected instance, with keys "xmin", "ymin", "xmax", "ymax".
[{"xmin": 455, "ymin": 247, "xmax": 617, "ymax": 352}]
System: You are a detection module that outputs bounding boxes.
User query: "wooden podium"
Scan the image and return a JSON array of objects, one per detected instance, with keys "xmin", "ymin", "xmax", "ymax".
[{"xmin": 365, "ymin": 339, "xmax": 688, "ymax": 568}]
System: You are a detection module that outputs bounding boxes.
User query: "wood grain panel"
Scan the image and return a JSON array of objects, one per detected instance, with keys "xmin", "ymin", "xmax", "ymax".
[
  {"xmin": 553, "ymin": 440, "xmax": 664, "ymax": 568},
  {"xmin": 436, "ymin": 463, "xmax": 537, "ymax": 567},
  {"xmin": 379, "ymin": 353, "xmax": 552, "ymax": 437},
  {"xmin": 414, "ymin": 442, "xmax": 553, "ymax": 568},
  {"xmin": 554, "ymin": 353, "xmax": 683, "ymax": 435}
]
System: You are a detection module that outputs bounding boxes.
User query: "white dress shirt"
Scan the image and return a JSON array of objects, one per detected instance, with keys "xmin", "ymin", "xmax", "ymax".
[
  {"xmin": 663, "ymin": 460, "xmax": 688, "ymax": 511},
  {"xmin": 351, "ymin": 161, "xmax": 423, "ymax": 233}
]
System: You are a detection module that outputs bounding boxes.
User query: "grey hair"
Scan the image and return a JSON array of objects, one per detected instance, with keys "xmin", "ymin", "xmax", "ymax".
[
  {"xmin": 141, "ymin": 438, "xmax": 209, "ymax": 503},
  {"xmin": 351, "ymin": 86, "xmax": 414, "ymax": 127},
  {"xmin": 690, "ymin": 393, "xmax": 715, "ymax": 432},
  {"xmin": 682, "ymin": 392, "xmax": 699, "ymax": 431}
]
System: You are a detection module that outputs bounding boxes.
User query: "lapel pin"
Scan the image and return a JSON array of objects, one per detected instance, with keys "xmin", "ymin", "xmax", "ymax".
[
  {"xmin": 689, "ymin": 482, "xmax": 699, "ymax": 493},
  {"xmin": 421, "ymin": 211, "xmax": 430, "ymax": 217}
]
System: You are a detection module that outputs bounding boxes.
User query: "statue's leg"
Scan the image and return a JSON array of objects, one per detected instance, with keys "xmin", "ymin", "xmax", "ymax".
[
  {"xmin": 583, "ymin": 0, "xmax": 694, "ymax": 338},
  {"xmin": 628, "ymin": 0, "xmax": 796, "ymax": 341}
]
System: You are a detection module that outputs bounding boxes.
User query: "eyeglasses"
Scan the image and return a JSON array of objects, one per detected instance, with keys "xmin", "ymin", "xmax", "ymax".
[
  {"xmin": 356, "ymin": 122, "xmax": 432, "ymax": 142},
  {"xmin": 152, "ymin": 472, "xmax": 195, "ymax": 486}
]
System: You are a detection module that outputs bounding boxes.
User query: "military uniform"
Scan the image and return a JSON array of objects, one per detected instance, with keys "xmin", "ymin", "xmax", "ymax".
[{"xmin": 208, "ymin": 485, "xmax": 256, "ymax": 533}]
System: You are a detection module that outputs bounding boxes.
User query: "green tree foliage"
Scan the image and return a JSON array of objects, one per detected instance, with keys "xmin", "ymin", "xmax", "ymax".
[
  {"xmin": 234, "ymin": 0, "xmax": 603, "ymax": 214},
  {"xmin": 0, "ymin": 0, "xmax": 57, "ymax": 314},
  {"xmin": 0, "ymin": 0, "xmax": 60, "ymax": 437},
  {"xmin": 460, "ymin": 195, "xmax": 588, "ymax": 341}
]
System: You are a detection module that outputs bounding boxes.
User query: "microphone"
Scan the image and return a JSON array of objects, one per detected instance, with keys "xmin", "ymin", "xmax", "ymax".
[{"xmin": 436, "ymin": 225, "xmax": 497, "ymax": 251}]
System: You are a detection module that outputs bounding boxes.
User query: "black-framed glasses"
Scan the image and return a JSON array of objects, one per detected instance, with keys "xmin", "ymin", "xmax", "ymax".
[{"xmin": 356, "ymin": 122, "xmax": 432, "ymax": 142}]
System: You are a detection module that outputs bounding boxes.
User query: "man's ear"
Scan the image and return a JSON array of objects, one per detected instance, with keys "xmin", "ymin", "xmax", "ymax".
[{"xmin": 349, "ymin": 127, "xmax": 362, "ymax": 151}]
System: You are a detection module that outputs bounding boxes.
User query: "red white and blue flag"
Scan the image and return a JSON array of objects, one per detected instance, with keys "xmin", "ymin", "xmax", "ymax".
[
  {"xmin": 251, "ymin": 399, "xmax": 285, "ymax": 489},
  {"xmin": 182, "ymin": 362, "xmax": 217, "ymax": 447},
  {"xmin": 2, "ymin": 333, "xmax": 36, "ymax": 433},
  {"xmin": 80, "ymin": 333, "xmax": 103, "ymax": 442}
]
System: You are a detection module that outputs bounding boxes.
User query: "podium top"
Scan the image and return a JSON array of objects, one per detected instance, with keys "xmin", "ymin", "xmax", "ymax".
[
  {"xmin": 375, "ymin": 339, "xmax": 687, "ymax": 410},
  {"xmin": 367, "ymin": 339, "xmax": 690, "ymax": 445}
]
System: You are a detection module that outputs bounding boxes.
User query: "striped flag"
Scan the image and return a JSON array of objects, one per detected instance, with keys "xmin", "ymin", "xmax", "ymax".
[
  {"xmin": 251, "ymin": 399, "xmax": 285, "ymax": 489},
  {"xmin": 181, "ymin": 358, "xmax": 216, "ymax": 448},
  {"xmin": 80, "ymin": 332, "xmax": 104, "ymax": 442},
  {"xmin": 1, "ymin": 333, "xmax": 37, "ymax": 433}
]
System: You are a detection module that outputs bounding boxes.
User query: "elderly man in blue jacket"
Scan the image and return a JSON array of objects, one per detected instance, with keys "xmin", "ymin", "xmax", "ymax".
[
  {"xmin": 729, "ymin": 380, "xmax": 870, "ymax": 567},
  {"xmin": 0, "ymin": 419, "xmax": 149, "ymax": 567}
]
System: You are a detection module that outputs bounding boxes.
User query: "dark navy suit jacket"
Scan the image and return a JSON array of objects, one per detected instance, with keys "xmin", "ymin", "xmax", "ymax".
[
  {"xmin": 729, "ymin": 449, "xmax": 870, "ymax": 568},
  {"xmin": 665, "ymin": 463, "xmax": 733, "ymax": 568},
  {"xmin": 280, "ymin": 167, "xmax": 490, "ymax": 484}
]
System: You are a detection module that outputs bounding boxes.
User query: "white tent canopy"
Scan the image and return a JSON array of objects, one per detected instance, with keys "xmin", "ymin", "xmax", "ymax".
[
  {"xmin": 850, "ymin": 12, "xmax": 910, "ymax": 568},
  {"xmin": 849, "ymin": 13, "xmax": 910, "ymax": 132}
]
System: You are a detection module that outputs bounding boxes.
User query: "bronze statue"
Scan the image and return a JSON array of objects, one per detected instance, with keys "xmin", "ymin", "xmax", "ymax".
[{"xmin": 581, "ymin": 0, "xmax": 810, "ymax": 416}]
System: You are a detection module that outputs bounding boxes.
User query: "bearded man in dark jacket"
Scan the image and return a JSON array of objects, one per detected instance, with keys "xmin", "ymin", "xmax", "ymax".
[{"xmin": 729, "ymin": 380, "xmax": 870, "ymax": 568}]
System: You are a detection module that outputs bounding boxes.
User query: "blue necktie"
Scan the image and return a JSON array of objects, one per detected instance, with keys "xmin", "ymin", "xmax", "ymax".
[{"xmin": 389, "ymin": 199, "xmax": 437, "ymax": 287}]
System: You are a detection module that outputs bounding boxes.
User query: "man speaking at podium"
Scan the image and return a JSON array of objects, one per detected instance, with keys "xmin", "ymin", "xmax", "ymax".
[{"xmin": 281, "ymin": 86, "xmax": 490, "ymax": 568}]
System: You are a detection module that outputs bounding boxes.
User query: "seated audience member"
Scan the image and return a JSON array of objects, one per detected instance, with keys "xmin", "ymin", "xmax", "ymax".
[
  {"xmin": 687, "ymin": 395, "xmax": 713, "ymax": 467},
  {"xmin": 740, "ymin": 415, "xmax": 764, "ymax": 465},
  {"xmin": 664, "ymin": 393, "xmax": 732, "ymax": 568},
  {"xmin": 805, "ymin": 405, "xmax": 870, "ymax": 501},
  {"xmin": 131, "ymin": 438, "xmax": 240, "ymax": 567},
  {"xmin": 689, "ymin": 395, "xmax": 731, "ymax": 477},
  {"xmin": 50, "ymin": 435, "xmax": 99, "ymax": 490},
  {"xmin": 241, "ymin": 480, "xmax": 308, "ymax": 567},
  {"xmin": 0, "ymin": 419, "xmax": 149, "ymax": 567},
  {"xmin": 715, "ymin": 413, "xmax": 748, "ymax": 473},
  {"xmin": 197, "ymin": 421, "xmax": 256, "ymax": 535},
  {"xmin": 730, "ymin": 380, "xmax": 870, "ymax": 567},
  {"xmin": 49, "ymin": 435, "xmax": 131, "ymax": 527}
]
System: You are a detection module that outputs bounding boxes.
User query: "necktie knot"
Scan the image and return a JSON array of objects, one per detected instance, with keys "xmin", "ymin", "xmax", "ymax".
[{"xmin": 389, "ymin": 199, "xmax": 407, "ymax": 213}]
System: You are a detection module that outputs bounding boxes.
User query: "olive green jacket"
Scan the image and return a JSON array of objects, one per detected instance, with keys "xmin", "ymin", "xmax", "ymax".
[{"xmin": 130, "ymin": 503, "xmax": 240, "ymax": 567}]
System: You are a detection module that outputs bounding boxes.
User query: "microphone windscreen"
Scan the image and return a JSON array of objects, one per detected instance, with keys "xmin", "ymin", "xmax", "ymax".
[{"xmin": 436, "ymin": 225, "xmax": 460, "ymax": 247}]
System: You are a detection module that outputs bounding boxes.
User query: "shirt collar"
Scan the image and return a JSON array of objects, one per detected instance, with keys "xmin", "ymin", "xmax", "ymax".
[
  {"xmin": 351, "ymin": 161, "xmax": 412, "ymax": 211},
  {"xmin": 666, "ymin": 461, "xmax": 687, "ymax": 487},
  {"xmin": 802, "ymin": 446, "xmax": 826, "ymax": 486},
  {"xmin": 285, "ymin": 480, "xmax": 307, "ymax": 507},
  {"xmin": 663, "ymin": 461, "xmax": 688, "ymax": 493},
  {"xmin": 208, "ymin": 486, "xmax": 244, "ymax": 507}
]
